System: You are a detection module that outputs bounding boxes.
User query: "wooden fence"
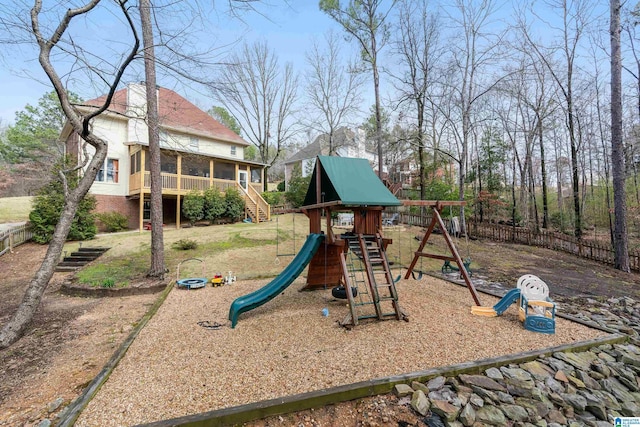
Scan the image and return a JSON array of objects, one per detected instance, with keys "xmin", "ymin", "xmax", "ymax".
[
  {"xmin": 0, "ymin": 223, "xmax": 33, "ymax": 257},
  {"xmin": 387, "ymin": 211, "xmax": 640, "ymax": 272},
  {"xmin": 468, "ymin": 221, "xmax": 640, "ymax": 272}
]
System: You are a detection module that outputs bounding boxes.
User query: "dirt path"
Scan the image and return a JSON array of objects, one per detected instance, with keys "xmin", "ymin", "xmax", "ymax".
[
  {"xmin": 0, "ymin": 243, "xmax": 158, "ymax": 426},
  {"xmin": 0, "ymin": 237, "xmax": 638, "ymax": 426},
  {"xmin": 464, "ymin": 238, "xmax": 640, "ymax": 299}
]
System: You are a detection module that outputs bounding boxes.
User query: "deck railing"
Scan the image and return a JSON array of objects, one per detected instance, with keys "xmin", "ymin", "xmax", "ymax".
[
  {"xmin": 180, "ymin": 175, "xmax": 210, "ymax": 192},
  {"xmin": 143, "ymin": 172, "xmax": 178, "ymax": 191},
  {"xmin": 0, "ymin": 223, "xmax": 33, "ymax": 257},
  {"xmin": 245, "ymin": 183, "xmax": 270, "ymax": 222},
  {"xmin": 137, "ymin": 172, "xmax": 239, "ymax": 194}
]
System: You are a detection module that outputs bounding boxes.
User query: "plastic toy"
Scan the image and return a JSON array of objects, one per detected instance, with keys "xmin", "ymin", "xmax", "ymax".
[
  {"xmin": 224, "ymin": 271, "xmax": 236, "ymax": 285},
  {"xmin": 471, "ymin": 274, "xmax": 556, "ymax": 334},
  {"xmin": 211, "ymin": 273, "xmax": 224, "ymax": 287},
  {"xmin": 176, "ymin": 258, "xmax": 207, "ymax": 290}
]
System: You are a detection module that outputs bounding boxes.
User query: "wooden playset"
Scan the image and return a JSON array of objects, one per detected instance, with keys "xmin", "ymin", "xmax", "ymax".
[{"xmin": 300, "ymin": 156, "xmax": 407, "ymax": 326}]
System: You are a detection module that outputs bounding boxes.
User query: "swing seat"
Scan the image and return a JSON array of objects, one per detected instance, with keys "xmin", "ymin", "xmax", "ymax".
[
  {"xmin": 411, "ymin": 270, "xmax": 424, "ymax": 280},
  {"xmin": 441, "ymin": 259, "xmax": 472, "ymax": 276}
]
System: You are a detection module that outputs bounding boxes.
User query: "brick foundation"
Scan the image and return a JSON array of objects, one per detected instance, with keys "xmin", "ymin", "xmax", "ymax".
[{"xmin": 94, "ymin": 195, "xmax": 139, "ymax": 230}]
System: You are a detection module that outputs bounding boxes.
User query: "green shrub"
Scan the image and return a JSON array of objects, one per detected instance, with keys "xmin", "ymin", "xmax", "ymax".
[
  {"xmin": 29, "ymin": 156, "xmax": 97, "ymax": 244},
  {"xmin": 100, "ymin": 278, "xmax": 115, "ymax": 288},
  {"xmin": 262, "ymin": 191, "xmax": 284, "ymax": 206},
  {"xmin": 224, "ymin": 187, "xmax": 246, "ymax": 222},
  {"xmin": 277, "ymin": 181, "xmax": 286, "ymax": 192},
  {"xmin": 172, "ymin": 238, "xmax": 198, "ymax": 250},
  {"xmin": 285, "ymin": 175, "xmax": 311, "ymax": 208},
  {"xmin": 203, "ymin": 187, "xmax": 226, "ymax": 224},
  {"xmin": 95, "ymin": 211, "xmax": 129, "ymax": 232},
  {"xmin": 550, "ymin": 210, "xmax": 573, "ymax": 233},
  {"xmin": 182, "ymin": 190, "xmax": 204, "ymax": 226}
]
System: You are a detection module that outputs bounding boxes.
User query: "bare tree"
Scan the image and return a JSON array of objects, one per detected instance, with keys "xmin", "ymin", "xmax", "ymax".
[
  {"xmin": 214, "ymin": 41, "xmax": 298, "ymax": 189},
  {"xmin": 520, "ymin": 0, "xmax": 597, "ymax": 239},
  {"xmin": 304, "ymin": 31, "xmax": 365, "ymax": 154},
  {"xmin": 441, "ymin": 0, "xmax": 505, "ymax": 233},
  {"xmin": 610, "ymin": 0, "xmax": 630, "ymax": 271},
  {"xmin": 392, "ymin": 0, "xmax": 442, "ymax": 200},
  {"xmin": 0, "ymin": 0, "xmax": 138, "ymax": 349},
  {"xmin": 140, "ymin": 0, "xmax": 165, "ymax": 278},
  {"xmin": 320, "ymin": 0, "xmax": 397, "ymax": 178}
]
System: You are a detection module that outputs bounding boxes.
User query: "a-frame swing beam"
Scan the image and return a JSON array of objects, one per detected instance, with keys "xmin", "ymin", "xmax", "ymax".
[{"xmin": 404, "ymin": 202, "xmax": 482, "ymax": 306}]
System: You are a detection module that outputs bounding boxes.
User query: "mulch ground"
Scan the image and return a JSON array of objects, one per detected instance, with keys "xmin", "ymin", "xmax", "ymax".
[{"xmin": 1, "ymin": 235, "xmax": 639, "ymax": 426}]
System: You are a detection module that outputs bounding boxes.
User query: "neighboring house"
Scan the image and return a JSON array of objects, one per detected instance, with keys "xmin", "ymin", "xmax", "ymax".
[
  {"xmin": 61, "ymin": 82, "xmax": 269, "ymax": 230},
  {"xmin": 284, "ymin": 127, "xmax": 378, "ymax": 188},
  {"xmin": 388, "ymin": 155, "xmax": 418, "ymax": 189}
]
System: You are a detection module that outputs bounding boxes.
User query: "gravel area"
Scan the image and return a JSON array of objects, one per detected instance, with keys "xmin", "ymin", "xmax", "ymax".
[{"xmin": 76, "ymin": 275, "xmax": 605, "ymax": 426}]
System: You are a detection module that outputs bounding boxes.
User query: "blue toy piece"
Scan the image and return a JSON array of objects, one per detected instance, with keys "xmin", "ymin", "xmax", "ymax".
[
  {"xmin": 472, "ymin": 274, "xmax": 557, "ymax": 335},
  {"xmin": 176, "ymin": 278, "xmax": 208, "ymax": 289},
  {"xmin": 520, "ymin": 296, "xmax": 556, "ymax": 334},
  {"xmin": 176, "ymin": 258, "xmax": 208, "ymax": 290},
  {"xmin": 523, "ymin": 315, "xmax": 555, "ymax": 334},
  {"xmin": 493, "ymin": 288, "xmax": 521, "ymax": 316},
  {"xmin": 518, "ymin": 275, "xmax": 556, "ymax": 334}
]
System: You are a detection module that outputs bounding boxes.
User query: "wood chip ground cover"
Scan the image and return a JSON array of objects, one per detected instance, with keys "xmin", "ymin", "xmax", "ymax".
[{"xmin": 76, "ymin": 275, "xmax": 604, "ymax": 426}]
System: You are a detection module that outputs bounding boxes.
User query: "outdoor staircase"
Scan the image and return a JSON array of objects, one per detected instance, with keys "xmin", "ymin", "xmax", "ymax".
[
  {"xmin": 238, "ymin": 183, "xmax": 270, "ymax": 223},
  {"xmin": 340, "ymin": 233, "xmax": 405, "ymax": 326},
  {"xmin": 244, "ymin": 197, "xmax": 269, "ymax": 223},
  {"xmin": 55, "ymin": 247, "xmax": 110, "ymax": 272},
  {"xmin": 383, "ymin": 178, "xmax": 402, "ymax": 196}
]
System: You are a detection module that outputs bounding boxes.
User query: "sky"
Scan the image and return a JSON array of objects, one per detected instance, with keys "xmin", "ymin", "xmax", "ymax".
[
  {"xmin": 0, "ymin": 0, "xmax": 612, "ymax": 130},
  {"xmin": 0, "ymin": 1, "xmax": 349, "ymax": 126}
]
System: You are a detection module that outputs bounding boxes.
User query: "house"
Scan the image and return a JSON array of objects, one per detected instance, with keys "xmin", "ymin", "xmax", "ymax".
[
  {"xmin": 284, "ymin": 127, "xmax": 378, "ymax": 188},
  {"xmin": 61, "ymin": 82, "xmax": 269, "ymax": 230}
]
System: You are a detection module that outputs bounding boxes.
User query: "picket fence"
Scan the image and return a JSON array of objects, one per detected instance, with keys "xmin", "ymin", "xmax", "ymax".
[{"xmin": 0, "ymin": 223, "xmax": 33, "ymax": 257}]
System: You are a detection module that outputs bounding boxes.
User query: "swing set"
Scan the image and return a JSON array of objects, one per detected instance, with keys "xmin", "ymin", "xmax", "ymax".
[{"xmin": 403, "ymin": 200, "xmax": 482, "ymax": 306}]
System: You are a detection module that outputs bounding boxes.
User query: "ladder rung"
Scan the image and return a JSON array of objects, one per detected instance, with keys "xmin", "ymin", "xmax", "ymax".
[
  {"xmin": 357, "ymin": 314, "xmax": 379, "ymax": 320},
  {"xmin": 354, "ymin": 301, "xmax": 376, "ymax": 307},
  {"xmin": 381, "ymin": 312, "xmax": 399, "ymax": 318}
]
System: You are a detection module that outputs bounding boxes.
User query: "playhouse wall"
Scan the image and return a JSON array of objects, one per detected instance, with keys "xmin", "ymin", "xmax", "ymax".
[{"xmin": 305, "ymin": 243, "xmax": 343, "ymax": 289}]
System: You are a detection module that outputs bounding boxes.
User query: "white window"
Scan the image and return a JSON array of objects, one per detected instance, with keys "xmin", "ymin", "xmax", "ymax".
[
  {"xmin": 189, "ymin": 137, "xmax": 199, "ymax": 151},
  {"xmin": 159, "ymin": 130, "xmax": 168, "ymax": 147},
  {"xmin": 230, "ymin": 146, "xmax": 237, "ymax": 156},
  {"xmin": 97, "ymin": 158, "xmax": 119, "ymax": 183}
]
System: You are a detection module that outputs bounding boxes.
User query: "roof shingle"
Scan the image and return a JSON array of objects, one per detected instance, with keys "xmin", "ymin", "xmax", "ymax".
[{"xmin": 81, "ymin": 85, "xmax": 248, "ymax": 146}]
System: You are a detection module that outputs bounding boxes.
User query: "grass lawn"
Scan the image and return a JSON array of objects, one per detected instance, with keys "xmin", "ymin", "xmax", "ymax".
[
  {"xmin": 0, "ymin": 196, "xmax": 32, "ymax": 223},
  {"xmin": 68, "ymin": 213, "xmax": 449, "ymax": 287},
  {"xmin": 70, "ymin": 213, "xmax": 314, "ymax": 286}
]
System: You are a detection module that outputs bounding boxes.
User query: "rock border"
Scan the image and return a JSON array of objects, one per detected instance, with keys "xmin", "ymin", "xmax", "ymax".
[{"xmin": 133, "ymin": 334, "xmax": 625, "ymax": 427}]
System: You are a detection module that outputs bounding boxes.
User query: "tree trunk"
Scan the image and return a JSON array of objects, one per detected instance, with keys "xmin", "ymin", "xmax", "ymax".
[
  {"xmin": 0, "ymin": 146, "xmax": 108, "ymax": 349},
  {"xmin": 141, "ymin": 0, "xmax": 166, "ymax": 278},
  {"xmin": 0, "ymin": 0, "xmax": 139, "ymax": 349},
  {"xmin": 538, "ymin": 114, "xmax": 549, "ymax": 229},
  {"xmin": 373, "ymin": 56, "xmax": 383, "ymax": 179},
  {"xmin": 610, "ymin": 0, "xmax": 630, "ymax": 272}
]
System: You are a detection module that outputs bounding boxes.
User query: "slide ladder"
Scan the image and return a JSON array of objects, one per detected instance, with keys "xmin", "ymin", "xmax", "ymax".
[{"xmin": 340, "ymin": 233, "xmax": 404, "ymax": 326}]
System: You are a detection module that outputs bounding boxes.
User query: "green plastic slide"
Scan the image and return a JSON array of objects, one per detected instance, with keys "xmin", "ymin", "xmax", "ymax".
[{"xmin": 228, "ymin": 233, "xmax": 324, "ymax": 328}]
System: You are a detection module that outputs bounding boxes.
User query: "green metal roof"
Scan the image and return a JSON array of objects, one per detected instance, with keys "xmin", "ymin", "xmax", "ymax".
[{"xmin": 303, "ymin": 156, "xmax": 401, "ymax": 207}]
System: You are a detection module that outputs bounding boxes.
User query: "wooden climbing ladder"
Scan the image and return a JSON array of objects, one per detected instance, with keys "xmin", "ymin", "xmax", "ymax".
[{"xmin": 340, "ymin": 233, "xmax": 406, "ymax": 326}]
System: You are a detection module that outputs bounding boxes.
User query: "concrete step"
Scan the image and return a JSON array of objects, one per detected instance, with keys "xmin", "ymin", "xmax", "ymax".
[
  {"xmin": 56, "ymin": 247, "xmax": 110, "ymax": 272},
  {"xmin": 63, "ymin": 256, "xmax": 96, "ymax": 262},
  {"xmin": 55, "ymin": 265, "xmax": 80, "ymax": 272}
]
